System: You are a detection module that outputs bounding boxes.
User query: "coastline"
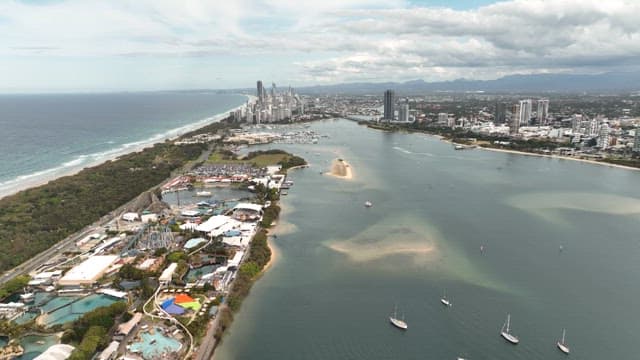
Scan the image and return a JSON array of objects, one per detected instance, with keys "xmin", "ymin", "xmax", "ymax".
[
  {"xmin": 364, "ymin": 122, "xmax": 640, "ymax": 173},
  {"xmin": 0, "ymin": 99, "xmax": 248, "ymax": 200},
  {"xmin": 478, "ymin": 146, "xmax": 640, "ymax": 172}
]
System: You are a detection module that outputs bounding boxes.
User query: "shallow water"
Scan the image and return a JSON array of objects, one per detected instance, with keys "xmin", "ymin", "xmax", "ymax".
[{"xmin": 215, "ymin": 119, "xmax": 640, "ymax": 360}]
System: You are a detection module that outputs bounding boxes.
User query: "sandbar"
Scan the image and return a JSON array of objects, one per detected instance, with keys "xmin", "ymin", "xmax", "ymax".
[{"xmin": 326, "ymin": 158, "xmax": 354, "ymax": 180}]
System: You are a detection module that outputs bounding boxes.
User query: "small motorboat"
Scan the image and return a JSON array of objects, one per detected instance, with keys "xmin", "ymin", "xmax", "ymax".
[{"xmin": 364, "ymin": 201, "xmax": 373, "ymax": 208}]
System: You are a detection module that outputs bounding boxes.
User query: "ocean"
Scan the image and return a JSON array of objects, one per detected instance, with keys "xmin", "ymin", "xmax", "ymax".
[
  {"xmin": 0, "ymin": 92, "xmax": 246, "ymax": 198},
  {"xmin": 215, "ymin": 119, "xmax": 640, "ymax": 360}
]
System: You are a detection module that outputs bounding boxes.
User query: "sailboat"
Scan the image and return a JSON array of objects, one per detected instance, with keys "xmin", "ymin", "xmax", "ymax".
[
  {"xmin": 500, "ymin": 314, "xmax": 519, "ymax": 344},
  {"xmin": 440, "ymin": 290, "xmax": 452, "ymax": 307},
  {"xmin": 557, "ymin": 328, "xmax": 570, "ymax": 354},
  {"xmin": 389, "ymin": 304, "xmax": 408, "ymax": 330}
]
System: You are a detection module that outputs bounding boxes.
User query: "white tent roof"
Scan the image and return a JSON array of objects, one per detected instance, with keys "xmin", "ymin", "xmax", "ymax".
[
  {"xmin": 234, "ymin": 203, "xmax": 263, "ymax": 213},
  {"xmin": 196, "ymin": 215, "xmax": 231, "ymax": 233},
  {"xmin": 34, "ymin": 344, "xmax": 75, "ymax": 360}
]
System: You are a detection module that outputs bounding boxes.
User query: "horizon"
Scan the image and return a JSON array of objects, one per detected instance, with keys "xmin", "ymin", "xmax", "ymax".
[{"xmin": 2, "ymin": 0, "xmax": 639, "ymax": 93}]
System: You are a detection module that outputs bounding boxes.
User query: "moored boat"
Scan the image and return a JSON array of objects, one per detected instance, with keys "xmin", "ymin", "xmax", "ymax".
[
  {"xmin": 500, "ymin": 314, "xmax": 519, "ymax": 344},
  {"xmin": 440, "ymin": 290, "xmax": 452, "ymax": 307},
  {"xmin": 389, "ymin": 304, "xmax": 408, "ymax": 330},
  {"xmin": 557, "ymin": 328, "xmax": 570, "ymax": 354}
]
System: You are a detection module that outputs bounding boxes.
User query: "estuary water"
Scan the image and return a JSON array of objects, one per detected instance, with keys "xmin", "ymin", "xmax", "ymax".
[
  {"xmin": 215, "ymin": 119, "xmax": 640, "ymax": 360},
  {"xmin": 0, "ymin": 92, "xmax": 246, "ymax": 198}
]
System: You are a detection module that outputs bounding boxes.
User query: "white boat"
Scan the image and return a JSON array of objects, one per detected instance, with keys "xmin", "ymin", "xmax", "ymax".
[
  {"xmin": 440, "ymin": 290, "xmax": 452, "ymax": 307},
  {"xmin": 500, "ymin": 314, "xmax": 520, "ymax": 344},
  {"xmin": 196, "ymin": 191, "xmax": 212, "ymax": 197},
  {"xmin": 454, "ymin": 144, "xmax": 466, "ymax": 150},
  {"xmin": 389, "ymin": 304, "xmax": 408, "ymax": 330},
  {"xmin": 364, "ymin": 201, "xmax": 373, "ymax": 208},
  {"xmin": 557, "ymin": 328, "xmax": 570, "ymax": 354}
]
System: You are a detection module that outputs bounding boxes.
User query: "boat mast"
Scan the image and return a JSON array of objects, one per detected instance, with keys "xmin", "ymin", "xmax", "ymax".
[
  {"xmin": 561, "ymin": 329, "xmax": 566, "ymax": 344},
  {"xmin": 506, "ymin": 314, "xmax": 511, "ymax": 333}
]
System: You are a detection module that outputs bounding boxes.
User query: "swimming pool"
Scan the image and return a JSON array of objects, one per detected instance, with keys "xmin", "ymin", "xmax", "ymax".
[{"xmin": 184, "ymin": 265, "xmax": 216, "ymax": 283}]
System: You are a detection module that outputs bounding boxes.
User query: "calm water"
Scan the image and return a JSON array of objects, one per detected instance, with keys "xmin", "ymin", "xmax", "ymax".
[
  {"xmin": 43, "ymin": 294, "xmax": 121, "ymax": 326},
  {"xmin": 215, "ymin": 119, "xmax": 640, "ymax": 360},
  {"xmin": 18, "ymin": 334, "xmax": 58, "ymax": 360},
  {"xmin": 0, "ymin": 92, "xmax": 246, "ymax": 197}
]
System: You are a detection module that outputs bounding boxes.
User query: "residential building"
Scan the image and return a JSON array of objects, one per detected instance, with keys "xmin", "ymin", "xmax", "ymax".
[
  {"xmin": 598, "ymin": 123, "xmax": 610, "ymax": 149},
  {"xmin": 537, "ymin": 99, "xmax": 549, "ymax": 124},
  {"xmin": 383, "ymin": 90, "xmax": 395, "ymax": 121},
  {"xmin": 519, "ymin": 99, "xmax": 532, "ymax": 125},
  {"xmin": 398, "ymin": 103, "xmax": 409, "ymax": 122},
  {"xmin": 495, "ymin": 102, "xmax": 507, "ymax": 124},
  {"xmin": 510, "ymin": 103, "xmax": 521, "ymax": 135}
]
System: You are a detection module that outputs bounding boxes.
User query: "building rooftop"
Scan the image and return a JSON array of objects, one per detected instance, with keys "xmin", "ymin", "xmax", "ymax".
[{"xmin": 59, "ymin": 255, "xmax": 118, "ymax": 284}]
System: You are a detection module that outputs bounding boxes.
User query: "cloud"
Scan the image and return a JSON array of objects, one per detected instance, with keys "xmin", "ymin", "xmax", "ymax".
[{"xmin": 0, "ymin": 0, "xmax": 639, "ymax": 90}]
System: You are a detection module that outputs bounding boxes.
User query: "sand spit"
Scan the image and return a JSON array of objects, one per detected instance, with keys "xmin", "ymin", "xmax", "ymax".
[{"xmin": 326, "ymin": 158, "xmax": 354, "ymax": 180}]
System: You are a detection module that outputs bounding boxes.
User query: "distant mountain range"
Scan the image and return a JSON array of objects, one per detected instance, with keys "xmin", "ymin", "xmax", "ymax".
[{"xmin": 296, "ymin": 72, "xmax": 640, "ymax": 94}]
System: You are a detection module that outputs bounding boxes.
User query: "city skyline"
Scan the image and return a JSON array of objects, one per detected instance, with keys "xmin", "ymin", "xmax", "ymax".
[{"xmin": 1, "ymin": 0, "xmax": 640, "ymax": 93}]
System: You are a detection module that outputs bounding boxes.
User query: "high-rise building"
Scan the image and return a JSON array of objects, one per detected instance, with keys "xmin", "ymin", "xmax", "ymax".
[
  {"xmin": 398, "ymin": 103, "xmax": 409, "ymax": 122},
  {"xmin": 438, "ymin": 113, "xmax": 448, "ymax": 125},
  {"xmin": 518, "ymin": 99, "xmax": 532, "ymax": 125},
  {"xmin": 634, "ymin": 129, "xmax": 640, "ymax": 152},
  {"xmin": 257, "ymin": 81, "xmax": 264, "ymax": 103},
  {"xmin": 572, "ymin": 114, "xmax": 583, "ymax": 133},
  {"xmin": 597, "ymin": 123, "xmax": 610, "ymax": 149},
  {"xmin": 588, "ymin": 119, "xmax": 599, "ymax": 136},
  {"xmin": 495, "ymin": 102, "xmax": 507, "ymax": 124},
  {"xmin": 537, "ymin": 99, "xmax": 549, "ymax": 124},
  {"xmin": 510, "ymin": 103, "xmax": 521, "ymax": 135},
  {"xmin": 383, "ymin": 90, "xmax": 395, "ymax": 121}
]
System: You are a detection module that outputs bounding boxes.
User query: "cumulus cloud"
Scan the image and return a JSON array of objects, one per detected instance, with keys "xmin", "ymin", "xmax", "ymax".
[{"xmin": 0, "ymin": 0, "xmax": 639, "ymax": 89}]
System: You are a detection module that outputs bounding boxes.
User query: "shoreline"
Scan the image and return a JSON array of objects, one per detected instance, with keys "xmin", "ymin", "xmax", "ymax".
[
  {"xmin": 477, "ymin": 146, "xmax": 640, "ymax": 172},
  {"xmin": 363, "ymin": 122, "xmax": 640, "ymax": 173},
  {"xmin": 0, "ymin": 99, "xmax": 248, "ymax": 200}
]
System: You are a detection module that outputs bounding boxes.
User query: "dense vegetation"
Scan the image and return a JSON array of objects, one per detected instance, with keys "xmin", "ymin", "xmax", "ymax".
[
  {"xmin": 259, "ymin": 204, "xmax": 281, "ymax": 228},
  {"xmin": 0, "ymin": 275, "xmax": 30, "ymax": 300},
  {"xmin": 0, "ymin": 142, "xmax": 205, "ymax": 272},
  {"xmin": 0, "ymin": 118, "xmax": 240, "ymax": 274},
  {"xmin": 61, "ymin": 301, "xmax": 128, "ymax": 360},
  {"xmin": 217, "ymin": 228, "xmax": 272, "ymax": 341}
]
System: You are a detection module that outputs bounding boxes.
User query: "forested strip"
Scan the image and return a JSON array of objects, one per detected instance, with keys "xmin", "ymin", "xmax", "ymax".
[{"xmin": 0, "ymin": 142, "xmax": 205, "ymax": 271}]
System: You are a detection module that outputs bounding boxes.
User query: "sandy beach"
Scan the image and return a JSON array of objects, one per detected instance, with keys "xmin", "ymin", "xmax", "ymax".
[
  {"xmin": 0, "ymin": 101, "xmax": 248, "ymax": 201},
  {"xmin": 326, "ymin": 158, "xmax": 354, "ymax": 180},
  {"xmin": 478, "ymin": 146, "xmax": 640, "ymax": 172},
  {"xmin": 263, "ymin": 233, "xmax": 279, "ymax": 272}
]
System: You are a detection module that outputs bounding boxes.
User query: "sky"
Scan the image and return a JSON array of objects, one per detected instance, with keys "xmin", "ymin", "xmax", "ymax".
[{"xmin": 1, "ymin": 0, "xmax": 639, "ymax": 93}]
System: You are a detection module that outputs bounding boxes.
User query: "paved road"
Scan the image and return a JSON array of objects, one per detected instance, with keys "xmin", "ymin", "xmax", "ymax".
[{"xmin": 195, "ymin": 303, "xmax": 226, "ymax": 360}]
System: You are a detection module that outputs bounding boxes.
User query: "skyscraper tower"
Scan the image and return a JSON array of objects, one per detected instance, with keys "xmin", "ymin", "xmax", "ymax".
[
  {"xmin": 257, "ymin": 80, "xmax": 264, "ymax": 104},
  {"xmin": 510, "ymin": 103, "xmax": 521, "ymax": 135},
  {"xmin": 537, "ymin": 99, "xmax": 549, "ymax": 125},
  {"xmin": 383, "ymin": 90, "xmax": 395, "ymax": 121},
  {"xmin": 495, "ymin": 102, "xmax": 507, "ymax": 124},
  {"xmin": 519, "ymin": 99, "xmax": 532, "ymax": 125}
]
